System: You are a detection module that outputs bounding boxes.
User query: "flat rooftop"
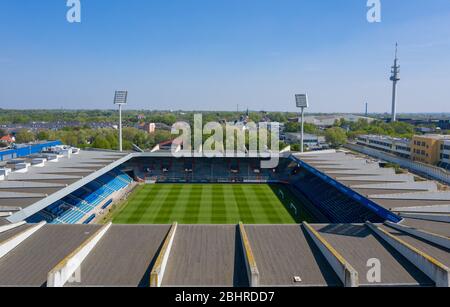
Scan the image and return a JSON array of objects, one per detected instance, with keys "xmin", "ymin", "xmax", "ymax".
[
  {"xmin": 162, "ymin": 225, "xmax": 248, "ymax": 287},
  {"xmin": 245, "ymin": 225, "xmax": 341, "ymax": 287},
  {"xmin": 0, "ymin": 224, "xmax": 101, "ymax": 287},
  {"xmin": 312, "ymin": 224, "xmax": 432, "ymax": 286},
  {"xmin": 67, "ymin": 225, "xmax": 171, "ymax": 287},
  {"xmin": 0, "ymin": 222, "xmax": 448, "ymax": 287}
]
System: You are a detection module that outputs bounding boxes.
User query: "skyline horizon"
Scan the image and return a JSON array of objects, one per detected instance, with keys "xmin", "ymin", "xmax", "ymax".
[
  {"xmin": 1, "ymin": 1, "xmax": 450, "ymax": 113},
  {"xmin": 1, "ymin": 106, "xmax": 449, "ymax": 117}
]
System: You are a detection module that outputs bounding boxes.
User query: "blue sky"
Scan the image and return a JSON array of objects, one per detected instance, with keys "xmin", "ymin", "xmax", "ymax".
[{"xmin": 0, "ymin": 0, "xmax": 450, "ymax": 113}]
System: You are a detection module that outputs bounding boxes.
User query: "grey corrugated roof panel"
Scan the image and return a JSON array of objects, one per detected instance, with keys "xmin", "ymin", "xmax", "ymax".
[
  {"xmin": 355, "ymin": 188, "xmax": 429, "ymax": 197},
  {"xmin": 311, "ymin": 224, "xmax": 433, "ymax": 286},
  {"xmin": 375, "ymin": 199, "xmax": 450, "ymax": 210},
  {"xmin": 68, "ymin": 225, "xmax": 171, "ymax": 287},
  {"xmin": 302, "ymin": 158, "xmax": 356, "ymax": 164},
  {"xmin": 33, "ymin": 168, "xmax": 96, "ymax": 174},
  {"xmin": 380, "ymin": 225, "xmax": 450, "ymax": 268},
  {"xmin": 401, "ymin": 219, "xmax": 450, "ymax": 238},
  {"xmin": 0, "ymin": 181, "xmax": 66, "ymax": 189},
  {"xmin": 370, "ymin": 191, "xmax": 450, "ymax": 201},
  {"xmin": 326, "ymin": 168, "xmax": 395, "ymax": 176},
  {"xmin": 0, "ymin": 191, "xmax": 47, "ymax": 199},
  {"xmin": 394, "ymin": 205, "xmax": 450, "ymax": 214},
  {"xmin": 0, "ymin": 224, "xmax": 101, "ymax": 287},
  {"xmin": 0, "ymin": 197, "xmax": 45, "ymax": 209},
  {"xmin": 351, "ymin": 182, "xmax": 438, "ymax": 191},
  {"xmin": 297, "ymin": 152, "xmax": 345, "ymax": 159},
  {"xmin": 337, "ymin": 174, "xmax": 414, "ymax": 183},
  {"xmin": 162, "ymin": 225, "xmax": 248, "ymax": 287},
  {"xmin": 314, "ymin": 165, "xmax": 380, "ymax": 171},
  {"xmin": 309, "ymin": 162, "xmax": 378, "ymax": 168},
  {"xmin": 0, "ymin": 224, "xmax": 33, "ymax": 243},
  {"xmin": 6, "ymin": 173, "xmax": 83, "ymax": 181},
  {"xmin": 60, "ymin": 164, "xmax": 106, "ymax": 169},
  {"xmin": 245, "ymin": 225, "xmax": 341, "ymax": 287}
]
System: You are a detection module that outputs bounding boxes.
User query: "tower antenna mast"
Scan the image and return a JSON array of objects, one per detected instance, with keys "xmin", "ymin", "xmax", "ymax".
[{"xmin": 390, "ymin": 43, "xmax": 400, "ymax": 122}]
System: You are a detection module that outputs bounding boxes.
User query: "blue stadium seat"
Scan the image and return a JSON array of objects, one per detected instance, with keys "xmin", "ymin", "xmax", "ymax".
[{"xmin": 27, "ymin": 168, "xmax": 133, "ymax": 225}]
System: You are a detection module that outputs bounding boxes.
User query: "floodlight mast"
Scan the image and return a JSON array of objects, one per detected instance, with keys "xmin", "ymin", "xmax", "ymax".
[
  {"xmin": 114, "ymin": 91, "xmax": 128, "ymax": 152},
  {"xmin": 295, "ymin": 94, "xmax": 309, "ymax": 153},
  {"xmin": 119, "ymin": 104, "xmax": 123, "ymax": 152}
]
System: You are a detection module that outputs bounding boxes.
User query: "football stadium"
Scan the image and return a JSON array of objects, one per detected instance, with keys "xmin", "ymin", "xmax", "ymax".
[{"xmin": 0, "ymin": 143, "xmax": 449, "ymax": 287}]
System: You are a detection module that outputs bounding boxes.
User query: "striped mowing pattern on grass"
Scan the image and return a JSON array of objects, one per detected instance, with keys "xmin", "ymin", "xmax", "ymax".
[{"xmin": 112, "ymin": 184, "xmax": 313, "ymax": 225}]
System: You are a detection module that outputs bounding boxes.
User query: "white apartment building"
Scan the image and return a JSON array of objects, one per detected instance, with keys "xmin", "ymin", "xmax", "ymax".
[
  {"xmin": 356, "ymin": 135, "xmax": 412, "ymax": 159},
  {"xmin": 439, "ymin": 139, "xmax": 450, "ymax": 170}
]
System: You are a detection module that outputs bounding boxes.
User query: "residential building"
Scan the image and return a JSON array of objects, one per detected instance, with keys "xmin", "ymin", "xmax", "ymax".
[
  {"xmin": 411, "ymin": 135, "xmax": 445, "ymax": 165},
  {"xmin": 439, "ymin": 139, "xmax": 450, "ymax": 170},
  {"xmin": 0, "ymin": 135, "xmax": 16, "ymax": 144},
  {"xmin": 140, "ymin": 123, "xmax": 156, "ymax": 134}
]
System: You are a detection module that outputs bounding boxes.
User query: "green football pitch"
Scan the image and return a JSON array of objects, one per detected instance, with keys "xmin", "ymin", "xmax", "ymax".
[{"xmin": 111, "ymin": 184, "xmax": 314, "ymax": 225}]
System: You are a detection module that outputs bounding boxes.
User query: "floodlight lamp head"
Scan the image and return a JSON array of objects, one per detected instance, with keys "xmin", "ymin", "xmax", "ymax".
[
  {"xmin": 295, "ymin": 94, "xmax": 309, "ymax": 109},
  {"xmin": 114, "ymin": 91, "xmax": 128, "ymax": 105}
]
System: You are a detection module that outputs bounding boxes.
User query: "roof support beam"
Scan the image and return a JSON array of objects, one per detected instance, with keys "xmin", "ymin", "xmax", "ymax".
[
  {"xmin": 0, "ymin": 221, "xmax": 26, "ymax": 234},
  {"xmin": 367, "ymin": 222, "xmax": 450, "ymax": 287},
  {"xmin": 399, "ymin": 213, "xmax": 450, "ymax": 223},
  {"xmin": 47, "ymin": 223, "xmax": 112, "ymax": 287},
  {"xmin": 386, "ymin": 221, "xmax": 450, "ymax": 249},
  {"xmin": 0, "ymin": 221, "xmax": 46, "ymax": 259},
  {"xmin": 239, "ymin": 223, "xmax": 260, "ymax": 287},
  {"xmin": 150, "ymin": 223, "xmax": 178, "ymax": 287},
  {"xmin": 302, "ymin": 222, "xmax": 359, "ymax": 287}
]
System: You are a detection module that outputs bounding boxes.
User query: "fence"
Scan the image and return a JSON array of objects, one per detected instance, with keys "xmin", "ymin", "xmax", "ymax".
[{"xmin": 345, "ymin": 143, "xmax": 450, "ymax": 185}]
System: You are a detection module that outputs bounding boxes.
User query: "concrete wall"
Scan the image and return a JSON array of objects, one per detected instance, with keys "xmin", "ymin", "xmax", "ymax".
[
  {"xmin": 150, "ymin": 223, "xmax": 178, "ymax": 287},
  {"xmin": 302, "ymin": 223, "xmax": 359, "ymax": 287},
  {"xmin": 239, "ymin": 223, "xmax": 260, "ymax": 287},
  {"xmin": 47, "ymin": 223, "xmax": 112, "ymax": 287}
]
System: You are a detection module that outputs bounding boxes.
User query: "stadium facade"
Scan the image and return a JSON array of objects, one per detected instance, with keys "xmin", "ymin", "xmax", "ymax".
[{"xmin": 0, "ymin": 145, "xmax": 449, "ymax": 287}]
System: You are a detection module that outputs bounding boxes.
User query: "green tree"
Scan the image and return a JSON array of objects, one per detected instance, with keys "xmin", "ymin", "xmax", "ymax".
[
  {"xmin": 325, "ymin": 127, "xmax": 348, "ymax": 148},
  {"xmin": 36, "ymin": 130, "xmax": 51, "ymax": 141},
  {"xmin": 285, "ymin": 122, "xmax": 319, "ymax": 134},
  {"xmin": 91, "ymin": 136, "xmax": 111, "ymax": 149},
  {"xmin": 15, "ymin": 129, "xmax": 35, "ymax": 143}
]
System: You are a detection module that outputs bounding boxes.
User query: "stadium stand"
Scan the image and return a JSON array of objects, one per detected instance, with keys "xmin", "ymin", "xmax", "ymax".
[
  {"xmin": 26, "ymin": 169, "xmax": 133, "ymax": 224},
  {"xmin": 287, "ymin": 169, "xmax": 384, "ymax": 223}
]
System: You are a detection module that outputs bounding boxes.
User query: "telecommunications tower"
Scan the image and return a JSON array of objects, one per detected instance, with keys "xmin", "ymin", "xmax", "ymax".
[{"xmin": 390, "ymin": 43, "xmax": 400, "ymax": 122}]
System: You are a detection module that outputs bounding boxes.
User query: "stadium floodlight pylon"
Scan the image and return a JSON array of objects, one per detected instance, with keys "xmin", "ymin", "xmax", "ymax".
[
  {"xmin": 114, "ymin": 91, "xmax": 128, "ymax": 152},
  {"xmin": 295, "ymin": 93, "xmax": 309, "ymax": 153}
]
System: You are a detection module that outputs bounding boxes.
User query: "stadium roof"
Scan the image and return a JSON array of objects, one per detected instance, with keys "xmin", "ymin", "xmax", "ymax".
[
  {"xmin": 1, "ymin": 150, "xmax": 130, "ymax": 223},
  {"xmin": 296, "ymin": 151, "xmax": 450, "ymax": 215},
  {"xmin": 0, "ymin": 222, "xmax": 447, "ymax": 287},
  {"xmin": 0, "ymin": 149, "xmax": 448, "ymax": 287}
]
